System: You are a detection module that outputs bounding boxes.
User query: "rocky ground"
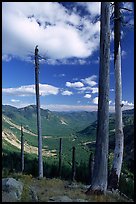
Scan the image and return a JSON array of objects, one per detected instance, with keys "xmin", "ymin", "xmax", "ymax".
[{"xmin": 2, "ymin": 174, "xmax": 134, "ymax": 202}]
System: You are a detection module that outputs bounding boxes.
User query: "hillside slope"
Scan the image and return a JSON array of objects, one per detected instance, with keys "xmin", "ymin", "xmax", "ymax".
[
  {"xmin": 2, "ymin": 105, "xmax": 97, "ymax": 136},
  {"xmin": 78, "ymin": 109, "xmax": 134, "ymax": 172}
]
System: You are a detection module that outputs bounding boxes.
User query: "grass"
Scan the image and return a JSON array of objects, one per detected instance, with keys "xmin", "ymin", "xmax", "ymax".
[{"xmin": 2, "ymin": 173, "xmax": 132, "ymax": 202}]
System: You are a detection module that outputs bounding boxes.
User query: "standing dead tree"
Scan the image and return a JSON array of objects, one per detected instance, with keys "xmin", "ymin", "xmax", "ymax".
[
  {"xmin": 108, "ymin": 2, "xmax": 124, "ymax": 190},
  {"xmin": 72, "ymin": 146, "xmax": 76, "ymax": 181},
  {"xmin": 86, "ymin": 2, "xmax": 110, "ymax": 194},
  {"xmin": 58, "ymin": 138, "xmax": 62, "ymax": 177},
  {"xmin": 21, "ymin": 124, "xmax": 24, "ymax": 173},
  {"xmin": 35, "ymin": 45, "xmax": 43, "ymax": 178}
]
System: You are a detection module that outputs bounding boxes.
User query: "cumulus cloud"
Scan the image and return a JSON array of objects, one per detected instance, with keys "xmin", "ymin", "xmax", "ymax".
[
  {"xmin": 77, "ymin": 2, "xmax": 101, "ymax": 17},
  {"xmin": 2, "ymin": 54, "xmax": 12, "ymax": 62},
  {"xmin": 84, "ymin": 94, "xmax": 91, "ymax": 99},
  {"xmin": 2, "ymin": 83, "xmax": 59, "ymax": 96},
  {"xmin": 92, "ymin": 97, "xmax": 98, "ymax": 104},
  {"xmin": 81, "ymin": 75, "xmax": 97, "ymax": 86},
  {"xmin": 77, "ymin": 86, "xmax": 98, "ymax": 94},
  {"xmin": 11, "ymin": 99, "xmax": 20, "ymax": 102},
  {"xmin": 2, "ymin": 2, "xmax": 100, "ymax": 63},
  {"xmin": 66, "ymin": 81, "xmax": 84, "ymax": 88},
  {"xmin": 122, "ymin": 100, "xmax": 134, "ymax": 106},
  {"xmin": 91, "ymin": 87, "xmax": 98, "ymax": 94},
  {"xmin": 61, "ymin": 90, "xmax": 73, "ymax": 96}
]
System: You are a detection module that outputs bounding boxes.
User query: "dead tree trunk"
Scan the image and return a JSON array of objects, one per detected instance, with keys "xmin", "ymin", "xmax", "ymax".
[
  {"xmin": 21, "ymin": 124, "xmax": 24, "ymax": 173},
  {"xmin": 72, "ymin": 146, "xmax": 76, "ymax": 181},
  {"xmin": 58, "ymin": 138, "xmax": 62, "ymax": 177},
  {"xmin": 35, "ymin": 45, "xmax": 43, "ymax": 178},
  {"xmin": 86, "ymin": 2, "xmax": 110, "ymax": 194},
  {"xmin": 108, "ymin": 2, "xmax": 124, "ymax": 190}
]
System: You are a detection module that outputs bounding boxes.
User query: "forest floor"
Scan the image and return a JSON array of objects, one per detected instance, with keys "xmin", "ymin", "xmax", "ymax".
[{"xmin": 2, "ymin": 173, "xmax": 133, "ymax": 202}]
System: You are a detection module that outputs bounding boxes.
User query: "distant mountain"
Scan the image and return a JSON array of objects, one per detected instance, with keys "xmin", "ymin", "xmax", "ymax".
[
  {"xmin": 122, "ymin": 108, "xmax": 134, "ymax": 115},
  {"xmin": 2, "ymin": 105, "xmax": 97, "ymax": 136},
  {"xmin": 78, "ymin": 109, "xmax": 134, "ymax": 136},
  {"xmin": 78, "ymin": 109, "xmax": 134, "ymax": 172}
]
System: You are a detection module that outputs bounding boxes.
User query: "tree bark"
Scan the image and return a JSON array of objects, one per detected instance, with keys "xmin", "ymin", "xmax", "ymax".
[
  {"xmin": 108, "ymin": 2, "xmax": 124, "ymax": 190},
  {"xmin": 86, "ymin": 2, "xmax": 110, "ymax": 194},
  {"xmin": 35, "ymin": 45, "xmax": 43, "ymax": 178},
  {"xmin": 21, "ymin": 124, "xmax": 24, "ymax": 173},
  {"xmin": 58, "ymin": 138, "xmax": 62, "ymax": 177},
  {"xmin": 72, "ymin": 146, "xmax": 76, "ymax": 181}
]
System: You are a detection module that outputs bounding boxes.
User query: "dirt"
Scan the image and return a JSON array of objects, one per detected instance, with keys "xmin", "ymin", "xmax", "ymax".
[{"xmin": 2, "ymin": 130, "xmax": 57, "ymax": 157}]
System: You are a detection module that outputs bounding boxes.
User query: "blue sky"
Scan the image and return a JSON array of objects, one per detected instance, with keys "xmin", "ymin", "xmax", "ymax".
[{"xmin": 2, "ymin": 2, "xmax": 134, "ymax": 112}]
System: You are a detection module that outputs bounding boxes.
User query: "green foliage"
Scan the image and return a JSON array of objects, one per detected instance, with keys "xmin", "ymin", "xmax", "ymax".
[
  {"xmin": 2, "ymin": 105, "xmax": 97, "ymax": 136},
  {"xmin": 76, "ymin": 160, "xmax": 89, "ymax": 184},
  {"xmin": 2, "ymin": 105, "xmax": 134, "ymax": 200},
  {"xmin": 119, "ymin": 173, "xmax": 134, "ymax": 200}
]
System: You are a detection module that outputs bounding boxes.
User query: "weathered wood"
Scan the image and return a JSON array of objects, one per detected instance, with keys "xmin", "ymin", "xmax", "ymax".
[
  {"xmin": 35, "ymin": 45, "xmax": 43, "ymax": 178},
  {"xmin": 108, "ymin": 2, "xmax": 124, "ymax": 190},
  {"xmin": 58, "ymin": 138, "xmax": 62, "ymax": 177},
  {"xmin": 21, "ymin": 124, "xmax": 24, "ymax": 173},
  {"xmin": 72, "ymin": 146, "xmax": 76, "ymax": 181},
  {"xmin": 86, "ymin": 2, "xmax": 110, "ymax": 194}
]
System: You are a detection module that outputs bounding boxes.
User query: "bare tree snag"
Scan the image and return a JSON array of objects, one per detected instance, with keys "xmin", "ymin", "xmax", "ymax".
[
  {"xmin": 72, "ymin": 146, "xmax": 76, "ymax": 181},
  {"xmin": 21, "ymin": 124, "xmax": 24, "ymax": 173},
  {"xmin": 58, "ymin": 138, "xmax": 62, "ymax": 177},
  {"xmin": 108, "ymin": 2, "xmax": 124, "ymax": 190},
  {"xmin": 35, "ymin": 45, "xmax": 43, "ymax": 178},
  {"xmin": 86, "ymin": 2, "xmax": 110, "ymax": 195}
]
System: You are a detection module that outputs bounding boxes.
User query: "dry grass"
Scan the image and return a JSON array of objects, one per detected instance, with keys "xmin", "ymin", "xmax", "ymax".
[{"xmin": 8, "ymin": 174, "xmax": 132, "ymax": 202}]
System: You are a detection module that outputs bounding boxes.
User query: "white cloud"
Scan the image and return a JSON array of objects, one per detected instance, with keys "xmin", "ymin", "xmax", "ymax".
[
  {"xmin": 78, "ymin": 59, "xmax": 87, "ymax": 65},
  {"xmin": 81, "ymin": 75, "xmax": 97, "ymax": 86},
  {"xmin": 93, "ymin": 56, "xmax": 99, "ymax": 64},
  {"xmin": 11, "ymin": 99, "xmax": 20, "ymax": 103},
  {"xmin": 2, "ymin": 83, "xmax": 59, "ymax": 96},
  {"xmin": 61, "ymin": 90, "xmax": 73, "ymax": 96},
  {"xmin": 2, "ymin": 2, "xmax": 100, "ymax": 63},
  {"xmin": 77, "ymin": 2, "xmax": 101, "ymax": 17},
  {"xmin": 42, "ymin": 104, "xmax": 99, "ymax": 112},
  {"xmin": 84, "ymin": 94, "xmax": 91, "ymax": 99},
  {"xmin": 66, "ymin": 81, "xmax": 84, "ymax": 88},
  {"xmin": 77, "ymin": 86, "xmax": 98, "ymax": 94},
  {"xmin": 121, "ymin": 50, "xmax": 127, "ymax": 58},
  {"xmin": 110, "ymin": 53, "xmax": 114, "ymax": 61},
  {"xmin": 91, "ymin": 87, "xmax": 98, "ymax": 94},
  {"xmin": 122, "ymin": 100, "xmax": 134, "ymax": 106},
  {"xmin": 110, "ymin": 49, "xmax": 126, "ymax": 61},
  {"xmin": 3, "ymin": 100, "xmax": 133, "ymax": 113},
  {"xmin": 53, "ymin": 73, "xmax": 66, "ymax": 77},
  {"xmin": 111, "ymin": 30, "xmax": 124, "ymax": 41},
  {"xmin": 122, "ymin": 2, "xmax": 133, "ymax": 12},
  {"xmin": 92, "ymin": 97, "xmax": 98, "ymax": 104},
  {"xmin": 2, "ymin": 54, "xmax": 12, "ymax": 62}
]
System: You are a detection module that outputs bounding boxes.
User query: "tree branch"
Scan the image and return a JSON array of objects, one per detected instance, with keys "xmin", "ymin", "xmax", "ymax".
[{"xmin": 120, "ymin": 7, "xmax": 133, "ymax": 12}]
